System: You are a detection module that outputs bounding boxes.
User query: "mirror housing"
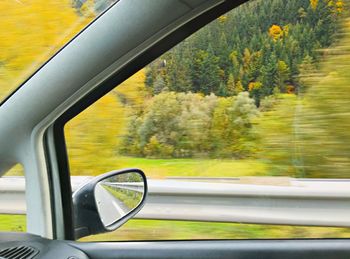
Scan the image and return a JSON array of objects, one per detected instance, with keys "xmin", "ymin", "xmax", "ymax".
[{"xmin": 72, "ymin": 168, "xmax": 147, "ymax": 239}]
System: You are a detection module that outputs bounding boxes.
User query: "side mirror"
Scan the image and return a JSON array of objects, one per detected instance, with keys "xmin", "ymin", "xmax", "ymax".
[{"xmin": 73, "ymin": 168, "xmax": 147, "ymax": 239}]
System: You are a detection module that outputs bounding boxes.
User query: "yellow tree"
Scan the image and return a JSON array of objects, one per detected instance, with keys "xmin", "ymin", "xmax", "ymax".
[
  {"xmin": 310, "ymin": 0, "xmax": 319, "ymax": 10},
  {"xmin": 0, "ymin": 0, "xmax": 93, "ymax": 100},
  {"xmin": 65, "ymin": 69, "xmax": 149, "ymax": 176},
  {"xmin": 268, "ymin": 25, "xmax": 283, "ymax": 41},
  {"xmin": 65, "ymin": 94, "xmax": 127, "ymax": 176},
  {"xmin": 336, "ymin": 0, "xmax": 344, "ymax": 13}
]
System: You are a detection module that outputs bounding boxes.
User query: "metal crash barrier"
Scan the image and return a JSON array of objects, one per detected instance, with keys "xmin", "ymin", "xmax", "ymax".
[{"xmin": 1, "ymin": 176, "xmax": 350, "ymax": 227}]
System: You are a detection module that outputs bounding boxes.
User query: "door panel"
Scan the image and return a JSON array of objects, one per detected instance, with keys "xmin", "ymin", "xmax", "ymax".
[{"xmin": 72, "ymin": 239, "xmax": 350, "ymax": 259}]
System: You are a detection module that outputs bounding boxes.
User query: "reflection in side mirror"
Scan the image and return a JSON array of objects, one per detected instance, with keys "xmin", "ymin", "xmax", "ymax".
[
  {"xmin": 73, "ymin": 168, "xmax": 147, "ymax": 239},
  {"xmin": 95, "ymin": 172, "xmax": 144, "ymax": 228}
]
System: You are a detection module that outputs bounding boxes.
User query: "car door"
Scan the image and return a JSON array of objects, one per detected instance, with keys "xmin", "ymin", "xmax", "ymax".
[{"xmin": 1, "ymin": 0, "xmax": 350, "ymax": 258}]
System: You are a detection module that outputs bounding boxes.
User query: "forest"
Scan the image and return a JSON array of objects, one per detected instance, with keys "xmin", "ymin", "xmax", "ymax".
[
  {"xmin": 145, "ymin": 0, "xmax": 343, "ymax": 103},
  {"xmin": 113, "ymin": 0, "xmax": 348, "ymax": 179}
]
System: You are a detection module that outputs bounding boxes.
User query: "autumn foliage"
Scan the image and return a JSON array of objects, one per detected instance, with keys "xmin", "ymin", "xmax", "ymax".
[
  {"xmin": 268, "ymin": 25, "xmax": 284, "ymax": 40},
  {"xmin": 0, "ymin": 0, "xmax": 94, "ymax": 101}
]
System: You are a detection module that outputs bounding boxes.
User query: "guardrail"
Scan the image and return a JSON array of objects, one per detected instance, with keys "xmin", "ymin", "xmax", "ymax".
[
  {"xmin": 1, "ymin": 176, "xmax": 350, "ymax": 227},
  {"xmin": 102, "ymin": 182, "xmax": 145, "ymax": 193}
]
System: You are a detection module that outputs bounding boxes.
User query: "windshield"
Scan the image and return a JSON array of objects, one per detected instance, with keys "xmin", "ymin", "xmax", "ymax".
[{"xmin": 0, "ymin": 0, "xmax": 117, "ymax": 103}]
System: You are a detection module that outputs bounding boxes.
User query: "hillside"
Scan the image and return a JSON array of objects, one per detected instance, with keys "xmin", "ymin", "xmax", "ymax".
[
  {"xmin": 146, "ymin": 0, "xmax": 344, "ymax": 104},
  {"xmin": 64, "ymin": 0, "xmax": 350, "ymax": 179},
  {"xmin": 258, "ymin": 16, "xmax": 350, "ymax": 178}
]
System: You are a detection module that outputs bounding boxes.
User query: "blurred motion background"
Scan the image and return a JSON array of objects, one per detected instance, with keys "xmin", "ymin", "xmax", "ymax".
[{"xmin": 1, "ymin": 0, "xmax": 350, "ymax": 241}]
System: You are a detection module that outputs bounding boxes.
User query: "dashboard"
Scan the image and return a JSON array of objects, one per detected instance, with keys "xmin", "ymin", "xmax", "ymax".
[
  {"xmin": 2, "ymin": 233, "xmax": 350, "ymax": 259},
  {"xmin": 0, "ymin": 233, "xmax": 88, "ymax": 259}
]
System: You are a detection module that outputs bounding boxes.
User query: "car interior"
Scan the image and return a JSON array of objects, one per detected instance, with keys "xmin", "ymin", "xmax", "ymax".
[{"xmin": 0, "ymin": 0, "xmax": 350, "ymax": 258}]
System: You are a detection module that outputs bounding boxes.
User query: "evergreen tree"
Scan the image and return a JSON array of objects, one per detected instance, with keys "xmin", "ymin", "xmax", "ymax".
[
  {"xmin": 144, "ymin": 0, "xmax": 342, "ymax": 104},
  {"xmin": 226, "ymin": 73, "xmax": 236, "ymax": 96}
]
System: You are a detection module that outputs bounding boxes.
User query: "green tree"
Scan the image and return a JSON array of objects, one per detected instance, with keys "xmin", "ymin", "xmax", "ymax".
[
  {"xmin": 153, "ymin": 75, "xmax": 166, "ymax": 94},
  {"xmin": 192, "ymin": 47, "xmax": 221, "ymax": 94},
  {"xmin": 276, "ymin": 60, "xmax": 290, "ymax": 92},
  {"xmin": 226, "ymin": 73, "xmax": 236, "ymax": 96}
]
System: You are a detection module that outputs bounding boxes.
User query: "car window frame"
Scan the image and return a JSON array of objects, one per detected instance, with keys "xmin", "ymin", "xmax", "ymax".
[{"xmin": 45, "ymin": 0, "xmax": 248, "ymax": 240}]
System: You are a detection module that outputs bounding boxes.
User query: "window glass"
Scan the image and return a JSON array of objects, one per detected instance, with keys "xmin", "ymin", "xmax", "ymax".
[
  {"xmin": 65, "ymin": 0, "xmax": 350, "ymax": 241},
  {"xmin": 0, "ymin": 164, "xmax": 26, "ymax": 232},
  {"xmin": 0, "ymin": 0, "xmax": 117, "ymax": 103}
]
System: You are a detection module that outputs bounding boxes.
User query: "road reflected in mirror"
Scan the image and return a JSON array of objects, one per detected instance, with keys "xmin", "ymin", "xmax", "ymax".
[{"xmin": 95, "ymin": 172, "xmax": 145, "ymax": 227}]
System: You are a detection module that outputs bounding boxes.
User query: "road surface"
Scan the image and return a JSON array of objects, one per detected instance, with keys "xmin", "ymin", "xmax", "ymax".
[{"xmin": 95, "ymin": 183, "xmax": 129, "ymax": 226}]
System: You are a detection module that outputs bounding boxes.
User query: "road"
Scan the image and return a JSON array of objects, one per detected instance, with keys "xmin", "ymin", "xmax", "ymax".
[{"xmin": 94, "ymin": 183, "xmax": 129, "ymax": 226}]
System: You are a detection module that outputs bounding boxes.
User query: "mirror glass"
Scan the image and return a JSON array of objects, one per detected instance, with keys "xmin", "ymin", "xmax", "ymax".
[{"xmin": 94, "ymin": 171, "xmax": 145, "ymax": 227}]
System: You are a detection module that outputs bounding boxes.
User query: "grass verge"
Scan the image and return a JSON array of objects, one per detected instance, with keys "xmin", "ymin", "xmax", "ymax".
[{"xmin": 81, "ymin": 219, "xmax": 350, "ymax": 241}]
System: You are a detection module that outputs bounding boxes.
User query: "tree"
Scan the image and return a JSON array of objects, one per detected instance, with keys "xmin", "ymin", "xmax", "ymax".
[
  {"xmin": 229, "ymin": 50, "xmax": 240, "ymax": 78},
  {"xmin": 298, "ymin": 7, "xmax": 307, "ymax": 19},
  {"xmin": 243, "ymin": 48, "xmax": 252, "ymax": 70},
  {"xmin": 276, "ymin": 60, "xmax": 290, "ymax": 92},
  {"xmin": 210, "ymin": 92, "xmax": 259, "ymax": 157},
  {"xmin": 310, "ymin": 0, "xmax": 319, "ymax": 10},
  {"xmin": 269, "ymin": 25, "xmax": 284, "ymax": 41},
  {"xmin": 261, "ymin": 53, "xmax": 279, "ymax": 98},
  {"xmin": 218, "ymin": 82, "xmax": 228, "ymax": 97},
  {"xmin": 0, "ymin": 0, "xmax": 92, "ymax": 100},
  {"xmin": 235, "ymin": 80, "xmax": 245, "ymax": 94},
  {"xmin": 143, "ymin": 0, "xmax": 341, "ymax": 107},
  {"xmin": 226, "ymin": 73, "xmax": 236, "ymax": 96},
  {"xmin": 164, "ymin": 42, "xmax": 192, "ymax": 92},
  {"xmin": 298, "ymin": 55, "xmax": 316, "ymax": 89},
  {"xmin": 192, "ymin": 47, "xmax": 221, "ymax": 94},
  {"xmin": 247, "ymin": 51, "xmax": 263, "ymax": 81},
  {"xmin": 66, "ymin": 94, "xmax": 127, "ymax": 175},
  {"xmin": 153, "ymin": 75, "xmax": 166, "ymax": 94}
]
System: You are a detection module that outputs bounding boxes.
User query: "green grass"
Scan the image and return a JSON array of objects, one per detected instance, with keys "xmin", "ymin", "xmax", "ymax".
[
  {"xmin": 81, "ymin": 219, "xmax": 350, "ymax": 241},
  {"xmin": 5, "ymin": 164, "xmax": 24, "ymax": 176},
  {"xmin": 103, "ymin": 185, "xmax": 142, "ymax": 210},
  {"xmin": 0, "ymin": 214, "xmax": 26, "ymax": 232},
  {"xmin": 1, "ymin": 215, "xmax": 349, "ymax": 241},
  {"xmin": 104, "ymin": 156, "xmax": 269, "ymax": 179}
]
